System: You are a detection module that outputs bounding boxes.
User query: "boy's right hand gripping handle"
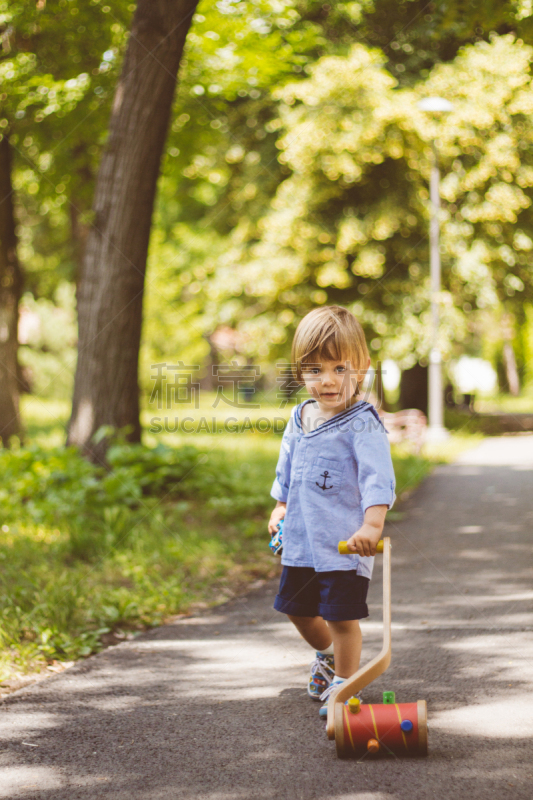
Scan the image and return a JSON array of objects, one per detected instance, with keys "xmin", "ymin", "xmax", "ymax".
[{"xmin": 338, "ymin": 539, "xmax": 384, "ymax": 555}]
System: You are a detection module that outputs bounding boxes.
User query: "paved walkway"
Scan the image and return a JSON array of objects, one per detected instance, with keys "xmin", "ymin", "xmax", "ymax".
[{"xmin": 1, "ymin": 436, "xmax": 532, "ymax": 799}]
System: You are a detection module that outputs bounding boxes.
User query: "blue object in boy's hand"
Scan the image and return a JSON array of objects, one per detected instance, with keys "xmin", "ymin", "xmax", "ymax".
[{"xmin": 269, "ymin": 519, "xmax": 283, "ymax": 556}]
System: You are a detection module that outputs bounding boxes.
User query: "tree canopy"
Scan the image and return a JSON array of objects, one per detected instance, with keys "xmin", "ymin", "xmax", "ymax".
[
  {"xmin": 141, "ymin": 1, "xmax": 533, "ymax": 386},
  {"xmin": 3, "ymin": 0, "xmax": 533, "ymax": 405},
  {"xmin": 188, "ymin": 34, "xmax": 533, "ymax": 369}
]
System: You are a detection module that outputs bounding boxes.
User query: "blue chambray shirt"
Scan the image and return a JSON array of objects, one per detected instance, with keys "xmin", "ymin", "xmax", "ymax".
[{"xmin": 270, "ymin": 399, "xmax": 396, "ymax": 578}]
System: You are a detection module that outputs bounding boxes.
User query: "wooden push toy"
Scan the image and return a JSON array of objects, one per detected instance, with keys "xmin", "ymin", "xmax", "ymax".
[{"xmin": 327, "ymin": 537, "xmax": 428, "ymax": 758}]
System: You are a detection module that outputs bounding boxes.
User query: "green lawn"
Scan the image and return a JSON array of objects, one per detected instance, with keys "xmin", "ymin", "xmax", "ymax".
[
  {"xmin": 0, "ymin": 396, "xmax": 480, "ymax": 686},
  {"xmin": 474, "ymin": 386, "xmax": 533, "ymax": 414}
]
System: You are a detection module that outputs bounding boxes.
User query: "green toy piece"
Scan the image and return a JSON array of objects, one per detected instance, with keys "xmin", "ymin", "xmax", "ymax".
[{"xmin": 383, "ymin": 691, "xmax": 396, "ymax": 704}]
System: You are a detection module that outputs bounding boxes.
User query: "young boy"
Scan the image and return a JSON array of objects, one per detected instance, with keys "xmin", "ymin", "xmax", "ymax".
[{"xmin": 268, "ymin": 305, "xmax": 395, "ymax": 714}]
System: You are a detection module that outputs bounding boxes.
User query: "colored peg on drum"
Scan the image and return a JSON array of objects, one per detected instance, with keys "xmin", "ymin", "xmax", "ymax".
[
  {"xmin": 338, "ymin": 539, "xmax": 384, "ymax": 555},
  {"xmin": 347, "ymin": 697, "xmax": 361, "ymax": 714},
  {"xmin": 367, "ymin": 739, "xmax": 380, "ymax": 754},
  {"xmin": 383, "ymin": 691, "xmax": 395, "ymax": 704}
]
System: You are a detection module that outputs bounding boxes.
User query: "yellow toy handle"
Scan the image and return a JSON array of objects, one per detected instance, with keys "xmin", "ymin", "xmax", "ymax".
[{"xmin": 338, "ymin": 539, "xmax": 384, "ymax": 555}]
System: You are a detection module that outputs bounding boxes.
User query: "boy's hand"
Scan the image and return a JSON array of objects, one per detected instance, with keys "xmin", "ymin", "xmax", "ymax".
[
  {"xmin": 345, "ymin": 526, "xmax": 383, "ymax": 557},
  {"xmin": 268, "ymin": 502, "xmax": 286, "ymax": 535},
  {"xmin": 345, "ymin": 505, "xmax": 388, "ymax": 557}
]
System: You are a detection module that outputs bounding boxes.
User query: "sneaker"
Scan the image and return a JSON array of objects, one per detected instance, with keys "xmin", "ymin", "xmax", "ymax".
[
  {"xmin": 307, "ymin": 652, "xmax": 335, "ymax": 701},
  {"xmin": 318, "ymin": 684, "xmax": 363, "ymax": 718}
]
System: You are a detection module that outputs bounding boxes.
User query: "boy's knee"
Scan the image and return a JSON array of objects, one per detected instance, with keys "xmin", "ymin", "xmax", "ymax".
[{"xmin": 287, "ymin": 614, "xmax": 320, "ymax": 626}]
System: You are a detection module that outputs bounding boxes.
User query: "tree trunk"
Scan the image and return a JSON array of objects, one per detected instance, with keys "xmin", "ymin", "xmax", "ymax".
[
  {"xmin": 399, "ymin": 363, "xmax": 428, "ymax": 414},
  {"xmin": 0, "ymin": 134, "xmax": 23, "ymax": 446},
  {"xmin": 501, "ymin": 313, "xmax": 520, "ymax": 397},
  {"xmin": 502, "ymin": 341, "xmax": 520, "ymax": 396},
  {"xmin": 374, "ymin": 361, "xmax": 389, "ymax": 412},
  {"xmin": 67, "ymin": 0, "xmax": 199, "ymax": 462}
]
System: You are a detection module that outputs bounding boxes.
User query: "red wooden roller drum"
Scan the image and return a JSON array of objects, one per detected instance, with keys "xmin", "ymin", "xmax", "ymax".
[{"xmin": 336, "ymin": 700, "xmax": 428, "ymax": 758}]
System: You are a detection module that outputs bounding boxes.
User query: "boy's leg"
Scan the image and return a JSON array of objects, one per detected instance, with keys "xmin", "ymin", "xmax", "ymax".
[
  {"xmin": 316, "ymin": 620, "xmax": 362, "ymax": 718},
  {"xmin": 287, "ymin": 614, "xmax": 336, "ymax": 700},
  {"xmin": 274, "ymin": 567, "xmax": 338, "ymax": 699},
  {"xmin": 286, "ymin": 614, "xmax": 332, "ymax": 653},
  {"xmin": 326, "ymin": 619, "xmax": 362, "ymax": 679},
  {"xmin": 314, "ymin": 573, "xmax": 368, "ymax": 716},
  {"xmin": 317, "ymin": 571, "xmax": 368, "ymax": 679}
]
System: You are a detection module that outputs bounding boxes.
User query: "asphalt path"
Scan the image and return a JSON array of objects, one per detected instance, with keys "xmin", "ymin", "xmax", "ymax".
[{"xmin": 1, "ymin": 435, "xmax": 532, "ymax": 799}]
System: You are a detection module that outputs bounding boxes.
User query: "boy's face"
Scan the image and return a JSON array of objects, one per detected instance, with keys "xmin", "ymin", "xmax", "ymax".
[{"xmin": 301, "ymin": 357, "xmax": 370, "ymax": 412}]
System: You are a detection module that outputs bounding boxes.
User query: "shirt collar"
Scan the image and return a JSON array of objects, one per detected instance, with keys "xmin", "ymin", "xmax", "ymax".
[{"xmin": 296, "ymin": 398, "xmax": 374, "ymax": 437}]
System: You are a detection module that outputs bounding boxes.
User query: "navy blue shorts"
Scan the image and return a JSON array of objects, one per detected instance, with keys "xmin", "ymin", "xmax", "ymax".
[{"xmin": 274, "ymin": 566, "xmax": 370, "ymax": 622}]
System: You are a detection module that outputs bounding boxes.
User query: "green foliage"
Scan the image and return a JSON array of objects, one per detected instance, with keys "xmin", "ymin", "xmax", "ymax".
[
  {"xmin": 140, "ymin": 4, "xmax": 533, "ymax": 381},
  {"xmin": 6, "ymin": 0, "xmax": 533, "ymax": 377},
  {"xmin": 355, "ymin": 0, "xmax": 527, "ymax": 85},
  {"xmin": 142, "ymin": 0, "xmax": 336, "ymax": 367},
  {"xmin": 0, "ymin": 424, "xmax": 280, "ymax": 680},
  {"xmin": 0, "ymin": 503, "xmax": 274, "ymax": 678},
  {"xmin": 0, "ymin": 439, "xmax": 233, "ymax": 543},
  {"xmin": 183, "ymin": 34, "xmax": 533, "ymax": 369},
  {"xmin": 1, "ymin": 0, "xmax": 131, "ymax": 296}
]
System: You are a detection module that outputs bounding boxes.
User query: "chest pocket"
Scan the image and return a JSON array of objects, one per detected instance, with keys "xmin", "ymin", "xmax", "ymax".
[{"xmin": 305, "ymin": 456, "xmax": 344, "ymax": 497}]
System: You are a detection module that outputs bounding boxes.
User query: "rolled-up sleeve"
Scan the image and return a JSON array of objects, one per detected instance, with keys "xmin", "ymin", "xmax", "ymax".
[
  {"xmin": 353, "ymin": 415, "xmax": 396, "ymax": 512},
  {"xmin": 270, "ymin": 417, "xmax": 293, "ymax": 503}
]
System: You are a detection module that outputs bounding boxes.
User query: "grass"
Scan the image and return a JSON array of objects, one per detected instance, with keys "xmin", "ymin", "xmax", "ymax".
[
  {"xmin": 0, "ymin": 396, "xmax": 480, "ymax": 687},
  {"xmin": 474, "ymin": 387, "xmax": 533, "ymax": 414},
  {"xmin": 444, "ymin": 386, "xmax": 533, "ymax": 434},
  {"xmin": 19, "ymin": 396, "xmax": 71, "ymax": 448},
  {"xmin": 0, "ymin": 495, "xmax": 276, "ymax": 682}
]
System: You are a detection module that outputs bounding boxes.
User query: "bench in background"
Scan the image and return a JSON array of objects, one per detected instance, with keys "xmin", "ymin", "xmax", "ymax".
[{"xmin": 380, "ymin": 409, "xmax": 427, "ymax": 453}]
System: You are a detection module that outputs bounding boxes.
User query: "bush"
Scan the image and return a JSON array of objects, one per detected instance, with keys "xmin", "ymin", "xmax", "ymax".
[{"xmin": 0, "ymin": 441, "xmax": 263, "ymax": 561}]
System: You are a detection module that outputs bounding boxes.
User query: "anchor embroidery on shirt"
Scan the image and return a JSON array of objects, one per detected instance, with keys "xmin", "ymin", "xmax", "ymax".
[{"xmin": 316, "ymin": 470, "xmax": 333, "ymax": 491}]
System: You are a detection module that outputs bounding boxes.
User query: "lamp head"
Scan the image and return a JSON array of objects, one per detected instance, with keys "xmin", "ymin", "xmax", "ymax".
[{"xmin": 418, "ymin": 97, "xmax": 454, "ymax": 113}]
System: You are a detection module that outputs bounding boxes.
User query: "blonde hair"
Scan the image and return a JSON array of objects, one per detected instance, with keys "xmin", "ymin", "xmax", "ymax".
[{"xmin": 291, "ymin": 306, "xmax": 369, "ymax": 385}]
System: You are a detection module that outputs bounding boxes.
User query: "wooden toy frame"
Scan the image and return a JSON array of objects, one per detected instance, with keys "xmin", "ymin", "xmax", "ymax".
[{"xmin": 326, "ymin": 537, "xmax": 428, "ymax": 758}]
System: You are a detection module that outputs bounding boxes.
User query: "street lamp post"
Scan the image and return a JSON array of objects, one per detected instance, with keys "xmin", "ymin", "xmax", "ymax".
[{"xmin": 418, "ymin": 97, "xmax": 453, "ymax": 442}]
